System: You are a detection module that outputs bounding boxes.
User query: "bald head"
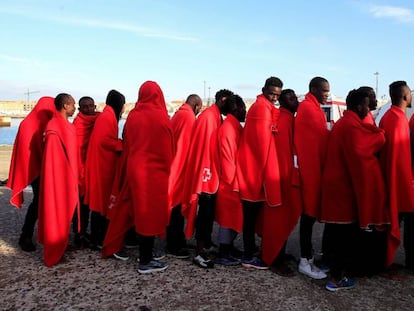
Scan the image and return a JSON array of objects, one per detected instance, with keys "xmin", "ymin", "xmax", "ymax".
[{"xmin": 186, "ymin": 94, "xmax": 202, "ymax": 115}]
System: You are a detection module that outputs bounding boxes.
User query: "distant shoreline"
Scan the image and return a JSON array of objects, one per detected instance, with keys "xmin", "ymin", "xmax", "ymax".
[{"xmin": 0, "ymin": 145, "xmax": 12, "ymax": 180}]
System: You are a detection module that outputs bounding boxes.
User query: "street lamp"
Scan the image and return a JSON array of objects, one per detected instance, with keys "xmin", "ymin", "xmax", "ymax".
[{"xmin": 374, "ymin": 72, "xmax": 379, "ymax": 96}]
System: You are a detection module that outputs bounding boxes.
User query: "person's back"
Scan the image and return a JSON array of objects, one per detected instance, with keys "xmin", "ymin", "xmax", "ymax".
[
  {"xmin": 124, "ymin": 80, "xmax": 174, "ymax": 274},
  {"xmin": 379, "ymin": 80, "xmax": 414, "ymax": 270},
  {"xmin": 6, "ymin": 96, "xmax": 55, "ymax": 252},
  {"xmin": 294, "ymin": 76, "xmax": 330, "ymax": 280}
]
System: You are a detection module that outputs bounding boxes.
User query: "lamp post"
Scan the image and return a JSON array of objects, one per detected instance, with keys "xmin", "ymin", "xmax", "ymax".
[
  {"xmin": 374, "ymin": 72, "xmax": 379, "ymax": 96},
  {"xmin": 208, "ymin": 86, "xmax": 211, "ymax": 106},
  {"xmin": 203, "ymin": 80, "xmax": 206, "ymax": 105}
]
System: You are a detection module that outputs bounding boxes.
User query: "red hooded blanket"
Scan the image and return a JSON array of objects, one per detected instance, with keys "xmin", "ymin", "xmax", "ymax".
[
  {"xmin": 294, "ymin": 92, "xmax": 329, "ymax": 218},
  {"xmin": 124, "ymin": 81, "xmax": 174, "ymax": 236},
  {"xmin": 215, "ymin": 114, "xmax": 243, "ymax": 232},
  {"xmin": 7, "ymin": 97, "xmax": 55, "ymax": 207},
  {"xmin": 380, "ymin": 106, "xmax": 414, "ymax": 266},
  {"xmin": 84, "ymin": 106, "xmax": 122, "ymax": 217},
  {"xmin": 261, "ymin": 107, "xmax": 302, "ymax": 266},
  {"xmin": 38, "ymin": 112, "xmax": 79, "ymax": 267},
  {"xmin": 181, "ymin": 104, "xmax": 221, "ymax": 238}
]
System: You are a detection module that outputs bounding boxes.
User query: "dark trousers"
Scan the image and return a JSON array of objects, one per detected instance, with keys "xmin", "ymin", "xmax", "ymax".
[
  {"xmin": 329, "ymin": 223, "xmax": 359, "ymax": 280},
  {"xmin": 90, "ymin": 211, "xmax": 109, "ymax": 245},
  {"xmin": 299, "ymin": 214, "xmax": 316, "ymax": 259},
  {"xmin": 272, "ymin": 242, "xmax": 287, "ymax": 266},
  {"xmin": 242, "ymin": 200, "xmax": 263, "ymax": 259},
  {"xmin": 166, "ymin": 204, "xmax": 186, "ymax": 252},
  {"xmin": 354, "ymin": 227, "xmax": 387, "ymax": 276},
  {"xmin": 72, "ymin": 195, "xmax": 90, "ymax": 236},
  {"xmin": 21, "ymin": 178, "xmax": 40, "ymax": 239},
  {"xmin": 195, "ymin": 193, "xmax": 216, "ymax": 247},
  {"xmin": 139, "ymin": 235, "xmax": 155, "ymax": 265},
  {"xmin": 401, "ymin": 213, "xmax": 414, "ymax": 269}
]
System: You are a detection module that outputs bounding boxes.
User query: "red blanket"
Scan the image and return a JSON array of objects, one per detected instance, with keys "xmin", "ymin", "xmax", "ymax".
[
  {"xmin": 215, "ymin": 114, "xmax": 243, "ymax": 232},
  {"xmin": 294, "ymin": 92, "xmax": 329, "ymax": 218},
  {"xmin": 124, "ymin": 81, "xmax": 174, "ymax": 236},
  {"xmin": 181, "ymin": 105, "xmax": 222, "ymax": 238},
  {"xmin": 168, "ymin": 103, "xmax": 196, "ymax": 212},
  {"xmin": 38, "ymin": 112, "xmax": 79, "ymax": 267},
  {"xmin": 72, "ymin": 112, "xmax": 99, "ymax": 196},
  {"xmin": 262, "ymin": 108, "xmax": 302, "ymax": 266},
  {"xmin": 380, "ymin": 106, "xmax": 414, "ymax": 266},
  {"xmin": 236, "ymin": 94, "xmax": 281, "ymax": 206},
  {"xmin": 7, "ymin": 97, "xmax": 55, "ymax": 207},
  {"xmin": 321, "ymin": 110, "xmax": 389, "ymax": 227},
  {"xmin": 84, "ymin": 106, "xmax": 122, "ymax": 217}
]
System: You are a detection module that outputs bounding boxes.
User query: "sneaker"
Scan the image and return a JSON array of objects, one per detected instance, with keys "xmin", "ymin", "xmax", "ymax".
[
  {"xmin": 138, "ymin": 260, "xmax": 169, "ymax": 274},
  {"xmin": 193, "ymin": 253, "xmax": 214, "ymax": 268},
  {"xmin": 298, "ymin": 258, "xmax": 327, "ymax": 279},
  {"xmin": 242, "ymin": 257, "xmax": 269, "ymax": 270},
  {"xmin": 325, "ymin": 277, "xmax": 356, "ymax": 292},
  {"xmin": 153, "ymin": 249, "xmax": 166, "ymax": 261},
  {"xmin": 168, "ymin": 248, "xmax": 190, "ymax": 259},
  {"xmin": 18, "ymin": 236, "xmax": 36, "ymax": 252},
  {"xmin": 215, "ymin": 255, "xmax": 241, "ymax": 266},
  {"xmin": 112, "ymin": 250, "xmax": 129, "ymax": 261}
]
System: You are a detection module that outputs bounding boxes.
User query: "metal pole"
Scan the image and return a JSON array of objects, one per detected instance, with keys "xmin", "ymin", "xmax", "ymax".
[{"xmin": 374, "ymin": 72, "xmax": 379, "ymax": 96}]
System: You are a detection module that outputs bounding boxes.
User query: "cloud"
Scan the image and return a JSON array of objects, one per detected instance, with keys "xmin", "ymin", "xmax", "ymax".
[
  {"xmin": 0, "ymin": 5, "xmax": 196, "ymax": 42},
  {"xmin": 368, "ymin": 5, "xmax": 414, "ymax": 23},
  {"xmin": 0, "ymin": 54, "xmax": 31, "ymax": 64}
]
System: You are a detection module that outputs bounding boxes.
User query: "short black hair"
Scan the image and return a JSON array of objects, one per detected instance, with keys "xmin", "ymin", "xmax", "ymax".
[
  {"xmin": 309, "ymin": 77, "xmax": 328, "ymax": 92},
  {"xmin": 215, "ymin": 89, "xmax": 234, "ymax": 103},
  {"xmin": 278, "ymin": 89, "xmax": 295, "ymax": 106},
  {"xmin": 226, "ymin": 94, "xmax": 245, "ymax": 115},
  {"xmin": 79, "ymin": 96, "xmax": 94, "ymax": 106},
  {"xmin": 389, "ymin": 80, "xmax": 408, "ymax": 103},
  {"xmin": 263, "ymin": 76, "xmax": 283, "ymax": 90},
  {"xmin": 54, "ymin": 93, "xmax": 72, "ymax": 110},
  {"xmin": 346, "ymin": 89, "xmax": 368, "ymax": 111}
]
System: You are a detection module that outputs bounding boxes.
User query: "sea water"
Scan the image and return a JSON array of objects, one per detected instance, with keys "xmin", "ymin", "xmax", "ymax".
[{"xmin": 0, "ymin": 118, "xmax": 126, "ymax": 145}]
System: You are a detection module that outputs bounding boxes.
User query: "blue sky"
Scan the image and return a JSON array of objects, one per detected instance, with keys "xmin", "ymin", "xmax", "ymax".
[{"xmin": 0, "ymin": 0, "xmax": 413, "ymax": 103}]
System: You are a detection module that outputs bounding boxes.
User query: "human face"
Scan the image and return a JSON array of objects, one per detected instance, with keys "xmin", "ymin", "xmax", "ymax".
[
  {"xmin": 65, "ymin": 96, "xmax": 76, "ymax": 117},
  {"xmin": 312, "ymin": 81, "xmax": 330, "ymax": 104},
  {"xmin": 406, "ymin": 87, "xmax": 412, "ymax": 108},
  {"xmin": 79, "ymin": 99, "xmax": 96, "ymax": 116},
  {"xmin": 263, "ymin": 86, "xmax": 282, "ymax": 104},
  {"xmin": 281, "ymin": 92, "xmax": 299, "ymax": 114},
  {"xmin": 194, "ymin": 99, "xmax": 202, "ymax": 115}
]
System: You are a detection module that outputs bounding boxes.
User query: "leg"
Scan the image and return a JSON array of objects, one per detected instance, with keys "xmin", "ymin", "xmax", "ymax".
[
  {"xmin": 139, "ymin": 235, "xmax": 155, "ymax": 265},
  {"xmin": 299, "ymin": 213, "xmax": 315, "ymax": 259},
  {"xmin": 19, "ymin": 178, "xmax": 40, "ymax": 251},
  {"xmin": 166, "ymin": 204, "xmax": 186, "ymax": 253},
  {"xmin": 195, "ymin": 193, "xmax": 216, "ymax": 254},
  {"xmin": 403, "ymin": 212, "xmax": 414, "ymax": 270},
  {"xmin": 242, "ymin": 200, "xmax": 262, "ymax": 260}
]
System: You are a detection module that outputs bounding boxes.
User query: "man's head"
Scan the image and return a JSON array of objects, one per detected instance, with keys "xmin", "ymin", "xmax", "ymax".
[
  {"xmin": 262, "ymin": 76, "xmax": 283, "ymax": 104},
  {"xmin": 389, "ymin": 80, "xmax": 412, "ymax": 109},
  {"xmin": 55, "ymin": 93, "xmax": 76, "ymax": 118},
  {"xmin": 309, "ymin": 77, "xmax": 330, "ymax": 104},
  {"xmin": 346, "ymin": 89, "xmax": 370, "ymax": 120},
  {"xmin": 215, "ymin": 89, "xmax": 234, "ymax": 114},
  {"xmin": 279, "ymin": 89, "xmax": 299, "ymax": 114},
  {"xmin": 78, "ymin": 96, "xmax": 96, "ymax": 116},
  {"xmin": 185, "ymin": 94, "xmax": 203, "ymax": 115},
  {"xmin": 106, "ymin": 89, "xmax": 126, "ymax": 122},
  {"xmin": 225, "ymin": 94, "xmax": 246, "ymax": 123},
  {"xmin": 357, "ymin": 86, "xmax": 377, "ymax": 111}
]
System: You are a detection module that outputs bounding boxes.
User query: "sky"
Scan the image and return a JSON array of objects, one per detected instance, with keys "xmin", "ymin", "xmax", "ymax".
[{"xmin": 1, "ymin": 0, "xmax": 413, "ymax": 103}]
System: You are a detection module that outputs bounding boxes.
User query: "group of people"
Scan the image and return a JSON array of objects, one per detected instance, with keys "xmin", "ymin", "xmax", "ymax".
[{"xmin": 6, "ymin": 77, "xmax": 414, "ymax": 291}]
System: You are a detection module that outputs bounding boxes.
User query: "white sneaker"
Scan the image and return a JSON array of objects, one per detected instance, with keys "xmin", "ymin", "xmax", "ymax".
[{"xmin": 298, "ymin": 257, "xmax": 327, "ymax": 279}]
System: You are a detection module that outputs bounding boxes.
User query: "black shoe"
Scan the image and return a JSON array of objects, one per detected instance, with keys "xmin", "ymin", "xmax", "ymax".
[
  {"xmin": 193, "ymin": 253, "xmax": 214, "ymax": 268},
  {"xmin": 168, "ymin": 248, "xmax": 190, "ymax": 259},
  {"xmin": 19, "ymin": 236, "xmax": 36, "ymax": 252},
  {"xmin": 271, "ymin": 262, "xmax": 295, "ymax": 277},
  {"xmin": 112, "ymin": 250, "xmax": 129, "ymax": 261}
]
